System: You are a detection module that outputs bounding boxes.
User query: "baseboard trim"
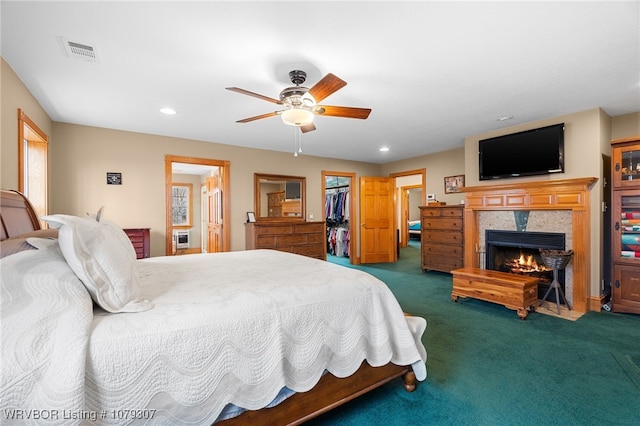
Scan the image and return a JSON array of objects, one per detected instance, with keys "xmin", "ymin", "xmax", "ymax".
[{"xmin": 588, "ymin": 295, "xmax": 605, "ymax": 312}]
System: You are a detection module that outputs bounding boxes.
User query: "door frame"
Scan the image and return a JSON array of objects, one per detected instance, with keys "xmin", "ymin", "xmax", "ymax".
[
  {"xmin": 321, "ymin": 170, "xmax": 356, "ymax": 264},
  {"xmin": 165, "ymin": 155, "xmax": 230, "ymax": 256},
  {"xmin": 400, "ymin": 184, "xmax": 423, "ymax": 247},
  {"xmin": 200, "ymin": 183, "xmax": 208, "ymax": 252},
  {"xmin": 18, "ymin": 109, "xmax": 49, "ymax": 221},
  {"xmin": 390, "ymin": 168, "xmax": 426, "ymax": 248}
]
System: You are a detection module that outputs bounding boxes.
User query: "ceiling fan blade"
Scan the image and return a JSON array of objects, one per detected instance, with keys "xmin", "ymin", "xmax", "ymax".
[
  {"xmin": 226, "ymin": 87, "xmax": 282, "ymax": 104},
  {"xmin": 300, "ymin": 122, "xmax": 316, "ymax": 133},
  {"xmin": 314, "ymin": 105, "xmax": 372, "ymax": 120},
  {"xmin": 308, "ymin": 73, "xmax": 347, "ymax": 103},
  {"xmin": 236, "ymin": 111, "xmax": 280, "ymax": 123}
]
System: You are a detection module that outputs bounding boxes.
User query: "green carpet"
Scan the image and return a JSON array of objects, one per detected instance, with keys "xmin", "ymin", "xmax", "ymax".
[{"xmin": 313, "ymin": 241, "xmax": 640, "ymax": 425}]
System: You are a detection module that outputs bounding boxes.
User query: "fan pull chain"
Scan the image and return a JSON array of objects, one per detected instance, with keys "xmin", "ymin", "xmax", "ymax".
[{"xmin": 293, "ymin": 128, "xmax": 302, "ymax": 157}]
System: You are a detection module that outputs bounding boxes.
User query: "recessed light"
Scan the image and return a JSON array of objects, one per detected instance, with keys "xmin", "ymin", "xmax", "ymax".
[
  {"xmin": 379, "ymin": 147, "xmax": 389, "ymax": 152},
  {"xmin": 160, "ymin": 107, "xmax": 176, "ymax": 115},
  {"xmin": 496, "ymin": 115, "xmax": 513, "ymax": 122}
]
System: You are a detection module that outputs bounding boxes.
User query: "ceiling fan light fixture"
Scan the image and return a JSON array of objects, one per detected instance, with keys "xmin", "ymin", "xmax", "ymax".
[
  {"xmin": 281, "ymin": 108, "xmax": 314, "ymax": 126},
  {"xmin": 228, "ymin": 70, "xmax": 370, "ymax": 131}
]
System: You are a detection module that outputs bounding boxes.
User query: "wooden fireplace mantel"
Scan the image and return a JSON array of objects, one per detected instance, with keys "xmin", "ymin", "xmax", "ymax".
[{"xmin": 461, "ymin": 177, "xmax": 598, "ymax": 313}]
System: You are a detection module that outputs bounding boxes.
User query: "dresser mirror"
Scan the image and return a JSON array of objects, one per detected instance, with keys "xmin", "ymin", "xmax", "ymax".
[{"xmin": 254, "ymin": 173, "xmax": 306, "ymax": 221}]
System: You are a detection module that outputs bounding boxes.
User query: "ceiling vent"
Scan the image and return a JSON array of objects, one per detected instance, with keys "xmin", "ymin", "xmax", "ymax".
[{"xmin": 62, "ymin": 38, "xmax": 98, "ymax": 62}]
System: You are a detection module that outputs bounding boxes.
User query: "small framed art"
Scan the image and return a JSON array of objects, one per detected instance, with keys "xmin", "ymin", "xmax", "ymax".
[
  {"xmin": 106, "ymin": 172, "xmax": 122, "ymax": 185},
  {"xmin": 444, "ymin": 175, "xmax": 465, "ymax": 194},
  {"xmin": 247, "ymin": 212, "xmax": 256, "ymax": 223}
]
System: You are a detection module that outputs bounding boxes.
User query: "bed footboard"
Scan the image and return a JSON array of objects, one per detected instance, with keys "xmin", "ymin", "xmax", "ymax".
[{"xmin": 216, "ymin": 362, "xmax": 414, "ymax": 426}]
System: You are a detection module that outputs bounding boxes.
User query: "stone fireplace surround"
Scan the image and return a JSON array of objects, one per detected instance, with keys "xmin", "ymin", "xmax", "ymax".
[{"xmin": 462, "ymin": 177, "xmax": 598, "ymax": 313}]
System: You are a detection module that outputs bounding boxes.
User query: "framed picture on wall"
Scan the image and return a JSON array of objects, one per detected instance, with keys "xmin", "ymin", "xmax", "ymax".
[
  {"xmin": 106, "ymin": 172, "xmax": 122, "ymax": 185},
  {"xmin": 444, "ymin": 175, "xmax": 465, "ymax": 194},
  {"xmin": 172, "ymin": 183, "xmax": 193, "ymax": 227}
]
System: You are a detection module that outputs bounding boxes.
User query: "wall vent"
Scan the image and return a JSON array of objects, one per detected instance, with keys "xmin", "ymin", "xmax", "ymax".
[{"xmin": 63, "ymin": 38, "xmax": 98, "ymax": 62}]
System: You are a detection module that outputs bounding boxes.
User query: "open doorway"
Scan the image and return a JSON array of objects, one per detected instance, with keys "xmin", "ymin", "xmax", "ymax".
[
  {"xmin": 402, "ymin": 185, "xmax": 423, "ymax": 247},
  {"xmin": 390, "ymin": 169, "xmax": 426, "ymax": 267},
  {"xmin": 391, "ymin": 169, "xmax": 426, "ymax": 248},
  {"xmin": 322, "ymin": 170, "xmax": 356, "ymax": 265},
  {"xmin": 165, "ymin": 155, "xmax": 230, "ymax": 256}
]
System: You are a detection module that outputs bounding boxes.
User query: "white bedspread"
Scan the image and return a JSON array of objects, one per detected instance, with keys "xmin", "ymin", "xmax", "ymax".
[
  {"xmin": 1, "ymin": 243, "xmax": 94, "ymax": 425},
  {"xmin": 2, "ymin": 248, "xmax": 427, "ymax": 425}
]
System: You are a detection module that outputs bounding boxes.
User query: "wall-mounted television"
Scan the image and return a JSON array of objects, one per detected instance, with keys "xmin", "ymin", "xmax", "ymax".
[
  {"xmin": 285, "ymin": 181, "xmax": 301, "ymax": 199},
  {"xmin": 479, "ymin": 123, "xmax": 565, "ymax": 181}
]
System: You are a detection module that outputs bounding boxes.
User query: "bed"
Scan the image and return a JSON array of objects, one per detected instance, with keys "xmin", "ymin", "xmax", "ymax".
[
  {"xmin": 0, "ymin": 189, "xmax": 427, "ymax": 425},
  {"xmin": 408, "ymin": 220, "xmax": 421, "ymax": 240}
]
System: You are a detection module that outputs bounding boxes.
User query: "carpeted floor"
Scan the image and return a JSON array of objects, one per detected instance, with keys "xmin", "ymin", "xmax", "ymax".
[{"xmin": 313, "ymin": 241, "xmax": 640, "ymax": 425}]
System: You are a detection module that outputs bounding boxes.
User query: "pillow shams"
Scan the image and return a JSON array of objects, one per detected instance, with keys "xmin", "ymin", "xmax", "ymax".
[{"xmin": 40, "ymin": 214, "xmax": 152, "ymax": 313}]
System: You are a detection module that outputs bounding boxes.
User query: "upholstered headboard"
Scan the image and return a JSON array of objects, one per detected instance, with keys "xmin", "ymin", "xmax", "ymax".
[{"xmin": 0, "ymin": 190, "xmax": 41, "ymax": 241}]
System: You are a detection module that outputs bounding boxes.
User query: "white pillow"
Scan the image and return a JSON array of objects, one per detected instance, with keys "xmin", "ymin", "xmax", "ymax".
[{"xmin": 40, "ymin": 213, "xmax": 153, "ymax": 313}]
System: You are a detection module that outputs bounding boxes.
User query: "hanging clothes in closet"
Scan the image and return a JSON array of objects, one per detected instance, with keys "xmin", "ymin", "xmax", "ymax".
[{"xmin": 325, "ymin": 186, "xmax": 350, "ymax": 257}]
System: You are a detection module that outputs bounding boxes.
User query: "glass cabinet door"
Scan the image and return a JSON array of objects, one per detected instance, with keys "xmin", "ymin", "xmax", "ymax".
[
  {"xmin": 613, "ymin": 145, "xmax": 640, "ymax": 188},
  {"xmin": 614, "ymin": 192, "xmax": 640, "ymax": 263}
]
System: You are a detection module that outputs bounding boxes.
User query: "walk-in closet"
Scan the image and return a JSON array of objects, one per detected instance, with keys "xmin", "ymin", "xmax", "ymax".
[{"xmin": 325, "ymin": 175, "xmax": 352, "ymax": 262}]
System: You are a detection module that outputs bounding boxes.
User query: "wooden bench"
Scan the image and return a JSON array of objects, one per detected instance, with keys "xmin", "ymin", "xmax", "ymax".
[{"xmin": 451, "ymin": 267, "xmax": 539, "ymax": 320}]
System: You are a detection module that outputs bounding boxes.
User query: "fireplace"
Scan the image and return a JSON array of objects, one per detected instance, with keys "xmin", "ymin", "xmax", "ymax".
[
  {"xmin": 462, "ymin": 178, "xmax": 598, "ymax": 313},
  {"xmin": 485, "ymin": 230, "xmax": 566, "ymax": 303}
]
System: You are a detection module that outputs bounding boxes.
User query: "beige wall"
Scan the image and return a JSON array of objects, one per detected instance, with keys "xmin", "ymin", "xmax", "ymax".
[
  {"xmin": 50, "ymin": 122, "xmax": 382, "ymax": 255},
  {"xmin": 611, "ymin": 112, "xmax": 640, "ymax": 140},
  {"xmin": 1, "ymin": 58, "xmax": 53, "ymax": 190},
  {"xmin": 382, "ymin": 147, "xmax": 466, "ymax": 205}
]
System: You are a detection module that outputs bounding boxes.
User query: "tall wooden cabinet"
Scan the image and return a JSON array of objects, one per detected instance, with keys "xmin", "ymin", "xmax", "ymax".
[
  {"xmin": 611, "ymin": 137, "xmax": 640, "ymax": 314},
  {"xmin": 245, "ymin": 221, "xmax": 326, "ymax": 260},
  {"xmin": 267, "ymin": 191, "xmax": 302, "ymax": 218},
  {"xmin": 420, "ymin": 205, "xmax": 464, "ymax": 273}
]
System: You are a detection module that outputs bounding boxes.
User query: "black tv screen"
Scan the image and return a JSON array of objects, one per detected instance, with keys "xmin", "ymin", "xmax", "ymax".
[
  {"xmin": 479, "ymin": 123, "xmax": 565, "ymax": 181},
  {"xmin": 285, "ymin": 181, "xmax": 301, "ymax": 199}
]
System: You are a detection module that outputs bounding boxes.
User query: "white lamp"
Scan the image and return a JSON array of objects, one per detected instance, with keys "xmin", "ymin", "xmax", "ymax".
[{"xmin": 281, "ymin": 108, "xmax": 314, "ymax": 126}]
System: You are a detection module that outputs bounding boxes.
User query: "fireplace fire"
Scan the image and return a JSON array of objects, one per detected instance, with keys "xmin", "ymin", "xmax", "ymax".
[
  {"xmin": 493, "ymin": 245, "xmax": 554, "ymax": 285},
  {"xmin": 485, "ymin": 230, "xmax": 566, "ymax": 303},
  {"xmin": 505, "ymin": 253, "xmax": 552, "ymax": 275}
]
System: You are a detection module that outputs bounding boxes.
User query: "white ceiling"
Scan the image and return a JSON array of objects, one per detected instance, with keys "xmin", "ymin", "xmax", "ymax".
[{"xmin": 2, "ymin": 1, "xmax": 639, "ymax": 164}]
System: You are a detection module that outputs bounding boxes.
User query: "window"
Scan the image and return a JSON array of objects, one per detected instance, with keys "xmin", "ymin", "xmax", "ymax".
[{"xmin": 18, "ymin": 109, "xmax": 48, "ymax": 220}]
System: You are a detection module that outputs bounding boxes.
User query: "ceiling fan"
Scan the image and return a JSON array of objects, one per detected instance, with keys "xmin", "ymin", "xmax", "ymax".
[{"xmin": 226, "ymin": 70, "xmax": 372, "ymax": 133}]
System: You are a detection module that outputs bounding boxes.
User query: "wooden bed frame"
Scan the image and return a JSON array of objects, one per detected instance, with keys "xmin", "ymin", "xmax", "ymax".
[
  {"xmin": 408, "ymin": 220, "xmax": 421, "ymax": 241},
  {"xmin": 0, "ymin": 189, "xmax": 41, "ymax": 240},
  {"xmin": 0, "ymin": 189, "xmax": 419, "ymax": 425},
  {"xmin": 219, "ymin": 362, "xmax": 416, "ymax": 425}
]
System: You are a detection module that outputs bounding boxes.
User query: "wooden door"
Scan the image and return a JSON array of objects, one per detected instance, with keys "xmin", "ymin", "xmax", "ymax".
[
  {"xmin": 206, "ymin": 174, "xmax": 223, "ymax": 253},
  {"xmin": 360, "ymin": 176, "xmax": 396, "ymax": 263}
]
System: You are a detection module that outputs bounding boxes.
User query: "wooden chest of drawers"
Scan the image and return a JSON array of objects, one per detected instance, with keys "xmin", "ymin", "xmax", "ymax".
[
  {"xmin": 123, "ymin": 228, "xmax": 150, "ymax": 259},
  {"xmin": 420, "ymin": 205, "xmax": 464, "ymax": 273},
  {"xmin": 245, "ymin": 221, "xmax": 326, "ymax": 260}
]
